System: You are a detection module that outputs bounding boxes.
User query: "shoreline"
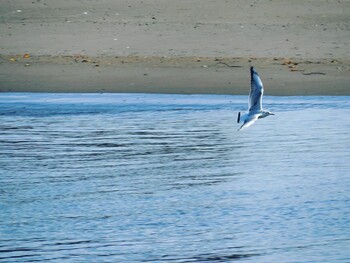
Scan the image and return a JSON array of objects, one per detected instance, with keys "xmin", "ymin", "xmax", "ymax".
[{"xmin": 1, "ymin": 55, "xmax": 349, "ymax": 96}]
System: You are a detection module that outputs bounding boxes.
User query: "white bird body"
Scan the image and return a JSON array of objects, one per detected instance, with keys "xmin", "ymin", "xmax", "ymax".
[{"xmin": 237, "ymin": 67, "xmax": 274, "ymax": 131}]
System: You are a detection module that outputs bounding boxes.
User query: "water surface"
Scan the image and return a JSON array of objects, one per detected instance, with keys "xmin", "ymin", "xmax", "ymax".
[{"xmin": 1, "ymin": 93, "xmax": 349, "ymax": 262}]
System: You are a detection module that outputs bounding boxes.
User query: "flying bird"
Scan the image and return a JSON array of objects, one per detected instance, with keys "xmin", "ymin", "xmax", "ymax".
[{"xmin": 237, "ymin": 67, "xmax": 274, "ymax": 131}]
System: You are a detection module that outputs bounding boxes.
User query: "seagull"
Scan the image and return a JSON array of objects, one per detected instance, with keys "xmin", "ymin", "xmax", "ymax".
[{"xmin": 237, "ymin": 67, "xmax": 274, "ymax": 131}]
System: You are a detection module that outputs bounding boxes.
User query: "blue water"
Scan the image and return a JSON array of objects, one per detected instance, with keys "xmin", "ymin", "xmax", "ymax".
[{"xmin": 1, "ymin": 93, "xmax": 350, "ymax": 262}]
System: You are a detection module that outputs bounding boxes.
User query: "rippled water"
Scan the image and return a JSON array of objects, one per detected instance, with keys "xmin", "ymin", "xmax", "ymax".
[{"xmin": 1, "ymin": 93, "xmax": 350, "ymax": 262}]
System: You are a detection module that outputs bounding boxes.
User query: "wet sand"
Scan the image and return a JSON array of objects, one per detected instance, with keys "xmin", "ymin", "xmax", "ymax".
[{"xmin": 0, "ymin": 0, "xmax": 349, "ymax": 95}]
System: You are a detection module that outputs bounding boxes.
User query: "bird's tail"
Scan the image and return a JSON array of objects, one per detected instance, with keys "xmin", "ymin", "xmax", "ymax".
[{"xmin": 237, "ymin": 112, "xmax": 241, "ymax": 123}]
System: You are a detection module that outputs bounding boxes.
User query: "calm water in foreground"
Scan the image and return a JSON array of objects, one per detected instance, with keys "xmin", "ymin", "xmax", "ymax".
[{"xmin": 0, "ymin": 93, "xmax": 349, "ymax": 262}]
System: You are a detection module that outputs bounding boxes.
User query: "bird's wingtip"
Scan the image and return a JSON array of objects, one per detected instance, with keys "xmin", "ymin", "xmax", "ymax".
[{"xmin": 237, "ymin": 122, "xmax": 246, "ymax": 131}]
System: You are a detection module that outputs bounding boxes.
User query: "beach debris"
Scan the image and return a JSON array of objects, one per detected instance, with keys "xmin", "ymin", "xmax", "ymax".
[
  {"xmin": 83, "ymin": 12, "xmax": 88, "ymax": 15},
  {"xmin": 23, "ymin": 53, "xmax": 30, "ymax": 58},
  {"xmin": 9, "ymin": 58, "xmax": 17, "ymax": 62},
  {"xmin": 302, "ymin": 72, "xmax": 326, "ymax": 75},
  {"xmin": 281, "ymin": 59, "xmax": 301, "ymax": 72},
  {"xmin": 248, "ymin": 57, "xmax": 257, "ymax": 63},
  {"xmin": 214, "ymin": 61, "xmax": 242, "ymax": 68},
  {"xmin": 282, "ymin": 59, "xmax": 297, "ymax": 65},
  {"xmin": 302, "ymin": 60, "xmax": 322, "ymax": 64},
  {"xmin": 17, "ymin": 10, "xmax": 22, "ymax": 13},
  {"xmin": 25, "ymin": 63, "xmax": 31, "ymax": 67}
]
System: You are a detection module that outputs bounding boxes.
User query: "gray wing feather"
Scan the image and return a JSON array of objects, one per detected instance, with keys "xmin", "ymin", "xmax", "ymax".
[
  {"xmin": 248, "ymin": 67, "xmax": 264, "ymax": 112},
  {"xmin": 238, "ymin": 114, "xmax": 259, "ymax": 131}
]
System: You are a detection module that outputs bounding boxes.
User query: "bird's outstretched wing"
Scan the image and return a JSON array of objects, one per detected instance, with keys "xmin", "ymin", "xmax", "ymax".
[
  {"xmin": 248, "ymin": 67, "xmax": 264, "ymax": 112},
  {"xmin": 238, "ymin": 114, "xmax": 259, "ymax": 131}
]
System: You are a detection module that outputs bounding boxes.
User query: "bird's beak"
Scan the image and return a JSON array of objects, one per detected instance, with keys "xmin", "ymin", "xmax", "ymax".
[{"xmin": 270, "ymin": 113, "xmax": 275, "ymax": 115}]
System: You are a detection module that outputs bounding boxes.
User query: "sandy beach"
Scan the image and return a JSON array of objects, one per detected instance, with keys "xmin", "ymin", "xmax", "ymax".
[{"xmin": 0, "ymin": 0, "xmax": 349, "ymax": 95}]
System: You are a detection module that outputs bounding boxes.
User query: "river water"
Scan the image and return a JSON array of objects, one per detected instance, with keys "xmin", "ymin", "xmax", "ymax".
[{"xmin": 1, "ymin": 93, "xmax": 349, "ymax": 262}]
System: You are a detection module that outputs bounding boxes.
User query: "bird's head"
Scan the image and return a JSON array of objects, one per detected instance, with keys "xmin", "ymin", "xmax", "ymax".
[{"xmin": 261, "ymin": 111, "xmax": 275, "ymax": 118}]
